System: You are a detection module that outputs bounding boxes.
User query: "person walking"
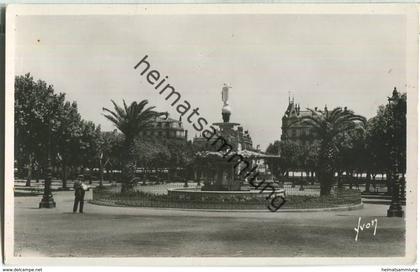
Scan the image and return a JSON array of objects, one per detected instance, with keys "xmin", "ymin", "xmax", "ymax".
[{"xmin": 73, "ymin": 175, "xmax": 88, "ymax": 213}]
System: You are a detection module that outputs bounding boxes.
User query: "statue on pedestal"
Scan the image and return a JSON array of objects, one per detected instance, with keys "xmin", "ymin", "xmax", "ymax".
[{"xmin": 222, "ymin": 84, "xmax": 232, "ymax": 123}]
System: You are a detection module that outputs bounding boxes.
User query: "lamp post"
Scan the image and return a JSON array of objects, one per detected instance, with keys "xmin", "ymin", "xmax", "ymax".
[
  {"xmin": 387, "ymin": 87, "xmax": 403, "ymax": 217},
  {"xmin": 99, "ymin": 152, "xmax": 104, "ymax": 188},
  {"xmin": 39, "ymin": 97, "xmax": 56, "ymax": 208}
]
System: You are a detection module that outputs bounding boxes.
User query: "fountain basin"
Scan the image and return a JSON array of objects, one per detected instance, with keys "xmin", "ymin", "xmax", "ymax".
[{"xmin": 167, "ymin": 188, "xmax": 285, "ymax": 203}]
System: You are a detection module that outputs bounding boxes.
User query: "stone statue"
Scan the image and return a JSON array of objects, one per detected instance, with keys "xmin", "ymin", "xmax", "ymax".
[
  {"xmin": 221, "ymin": 84, "xmax": 232, "ymax": 123},
  {"xmin": 222, "ymin": 83, "xmax": 231, "ymax": 106}
]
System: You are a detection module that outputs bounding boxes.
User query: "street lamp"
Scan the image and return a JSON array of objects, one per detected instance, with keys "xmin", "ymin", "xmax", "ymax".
[
  {"xmin": 99, "ymin": 152, "xmax": 104, "ymax": 188},
  {"xmin": 39, "ymin": 97, "xmax": 56, "ymax": 208},
  {"xmin": 387, "ymin": 87, "xmax": 403, "ymax": 217}
]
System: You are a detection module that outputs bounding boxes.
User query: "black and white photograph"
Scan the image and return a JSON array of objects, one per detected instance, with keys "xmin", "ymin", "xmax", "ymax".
[{"xmin": 3, "ymin": 4, "xmax": 418, "ymax": 266}]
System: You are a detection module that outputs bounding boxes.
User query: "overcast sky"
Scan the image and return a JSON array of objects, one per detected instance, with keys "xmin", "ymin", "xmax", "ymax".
[{"xmin": 15, "ymin": 14, "xmax": 407, "ymax": 149}]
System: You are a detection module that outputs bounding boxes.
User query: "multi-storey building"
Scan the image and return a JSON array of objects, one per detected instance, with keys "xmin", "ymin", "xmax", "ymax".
[
  {"xmin": 193, "ymin": 124, "xmax": 253, "ymax": 151},
  {"xmin": 138, "ymin": 115, "xmax": 188, "ymax": 142},
  {"xmin": 281, "ymin": 98, "xmax": 320, "ymax": 146}
]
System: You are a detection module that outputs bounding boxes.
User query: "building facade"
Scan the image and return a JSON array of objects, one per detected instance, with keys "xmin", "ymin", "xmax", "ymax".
[
  {"xmin": 138, "ymin": 115, "xmax": 188, "ymax": 142},
  {"xmin": 193, "ymin": 124, "xmax": 253, "ymax": 151},
  {"xmin": 280, "ymin": 98, "xmax": 319, "ymax": 146}
]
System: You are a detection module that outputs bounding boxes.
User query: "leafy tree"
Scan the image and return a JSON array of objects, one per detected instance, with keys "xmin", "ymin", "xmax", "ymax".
[
  {"xmin": 54, "ymin": 101, "xmax": 82, "ymax": 188},
  {"xmin": 366, "ymin": 89, "xmax": 406, "ymax": 192},
  {"xmin": 298, "ymin": 143, "xmax": 319, "ymax": 183},
  {"xmin": 136, "ymin": 138, "xmax": 169, "ymax": 168},
  {"xmin": 266, "ymin": 140, "xmax": 301, "ymax": 178},
  {"xmin": 15, "ymin": 73, "xmax": 104, "ymax": 188},
  {"xmin": 165, "ymin": 140, "xmax": 194, "ymax": 181},
  {"xmin": 299, "ymin": 107, "xmax": 366, "ymax": 196},
  {"xmin": 265, "ymin": 141, "xmax": 281, "ymax": 179},
  {"xmin": 334, "ymin": 126, "xmax": 367, "ymax": 189},
  {"xmin": 15, "ymin": 73, "xmax": 66, "ymax": 186},
  {"xmin": 100, "ymin": 130, "xmax": 125, "ymax": 182},
  {"xmin": 367, "ymin": 90, "xmax": 406, "ymax": 175},
  {"xmin": 78, "ymin": 120, "xmax": 102, "ymax": 183},
  {"xmin": 102, "ymin": 100, "xmax": 167, "ymax": 192}
]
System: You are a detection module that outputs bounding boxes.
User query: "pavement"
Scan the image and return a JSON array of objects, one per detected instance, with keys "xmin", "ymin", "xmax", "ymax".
[{"xmin": 14, "ymin": 187, "xmax": 406, "ymax": 257}]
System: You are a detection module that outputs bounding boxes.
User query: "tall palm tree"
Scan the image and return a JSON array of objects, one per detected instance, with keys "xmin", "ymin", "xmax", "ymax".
[
  {"xmin": 299, "ymin": 107, "xmax": 366, "ymax": 196},
  {"xmin": 103, "ymin": 99, "xmax": 167, "ymax": 192}
]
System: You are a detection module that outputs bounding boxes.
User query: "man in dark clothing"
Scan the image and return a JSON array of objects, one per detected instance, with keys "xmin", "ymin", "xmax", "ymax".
[{"xmin": 73, "ymin": 175, "xmax": 87, "ymax": 213}]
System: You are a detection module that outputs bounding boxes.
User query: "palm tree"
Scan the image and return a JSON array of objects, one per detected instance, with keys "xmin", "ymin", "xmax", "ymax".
[
  {"xmin": 299, "ymin": 107, "xmax": 366, "ymax": 196},
  {"xmin": 102, "ymin": 99, "xmax": 167, "ymax": 192}
]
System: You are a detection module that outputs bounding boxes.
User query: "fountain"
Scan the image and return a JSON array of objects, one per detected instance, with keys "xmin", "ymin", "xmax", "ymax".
[{"xmin": 168, "ymin": 84, "xmax": 283, "ymax": 204}]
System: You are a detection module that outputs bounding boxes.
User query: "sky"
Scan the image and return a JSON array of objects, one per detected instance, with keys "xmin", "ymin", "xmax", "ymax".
[{"xmin": 15, "ymin": 14, "xmax": 407, "ymax": 149}]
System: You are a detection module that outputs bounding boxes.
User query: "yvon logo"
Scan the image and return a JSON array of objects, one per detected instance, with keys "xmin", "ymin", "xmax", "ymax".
[{"xmin": 354, "ymin": 217, "xmax": 378, "ymax": 241}]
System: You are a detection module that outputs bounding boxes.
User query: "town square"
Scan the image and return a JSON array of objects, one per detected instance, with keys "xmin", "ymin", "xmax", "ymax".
[
  {"xmin": 13, "ymin": 77, "xmax": 407, "ymax": 257},
  {"xmin": 5, "ymin": 4, "xmax": 417, "ymax": 266}
]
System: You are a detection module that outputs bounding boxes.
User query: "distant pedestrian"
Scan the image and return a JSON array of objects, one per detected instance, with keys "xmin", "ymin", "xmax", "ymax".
[{"xmin": 73, "ymin": 175, "xmax": 89, "ymax": 213}]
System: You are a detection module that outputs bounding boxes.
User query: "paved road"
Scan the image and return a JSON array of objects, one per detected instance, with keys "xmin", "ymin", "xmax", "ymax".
[{"xmin": 14, "ymin": 190, "xmax": 405, "ymax": 257}]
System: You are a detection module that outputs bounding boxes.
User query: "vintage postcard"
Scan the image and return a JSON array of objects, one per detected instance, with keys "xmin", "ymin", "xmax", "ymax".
[{"xmin": 3, "ymin": 4, "xmax": 418, "ymax": 266}]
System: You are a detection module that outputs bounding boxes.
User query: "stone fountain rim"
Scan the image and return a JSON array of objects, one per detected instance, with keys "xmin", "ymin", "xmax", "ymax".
[{"xmin": 167, "ymin": 188, "xmax": 284, "ymax": 194}]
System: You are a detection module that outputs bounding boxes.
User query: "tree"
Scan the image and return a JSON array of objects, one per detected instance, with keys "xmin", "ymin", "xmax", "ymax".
[
  {"xmin": 101, "ymin": 130, "xmax": 125, "ymax": 182},
  {"xmin": 266, "ymin": 140, "xmax": 301, "ymax": 179},
  {"xmin": 265, "ymin": 141, "xmax": 281, "ymax": 179},
  {"xmin": 367, "ymin": 91, "xmax": 406, "ymax": 174},
  {"xmin": 15, "ymin": 73, "xmax": 66, "ymax": 186},
  {"xmin": 166, "ymin": 140, "xmax": 194, "ymax": 181},
  {"xmin": 135, "ymin": 137, "xmax": 170, "ymax": 183},
  {"xmin": 54, "ymin": 101, "xmax": 83, "ymax": 188},
  {"xmin": 16, "ymin": 73, "xmax": 115, "ymax": 188},
  {"xmin": 298, "ymin": 143, "xmax": 319, "ymax": 184},
  {"xmin": 366, "ymin": 90, "xmax": 406, "ymax": 193},
  {"xmin": 78, "ymin": 120, "xmax": 102, "ymax": 183},
  {"xmin": 334, "ymin": 126, "xmax": 367, "ymax": 189},
  {"xmin": 102, "ymin": 100, "xmax": 167, "ymax": 192},
  {"xmin": 299, "ymin": 107, "xmax": 366, "ymax": 196}
]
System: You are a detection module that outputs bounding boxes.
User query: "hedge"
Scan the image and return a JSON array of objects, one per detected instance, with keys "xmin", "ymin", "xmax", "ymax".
[{"xmin": 91, "ymin": 187, "xmax": 361, "ymax": 210}]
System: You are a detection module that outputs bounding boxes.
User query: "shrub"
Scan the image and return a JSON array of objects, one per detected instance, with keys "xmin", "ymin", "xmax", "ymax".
[{"xmin": 92, "ymin": 188, "xmax": 361, "ymax": 210}]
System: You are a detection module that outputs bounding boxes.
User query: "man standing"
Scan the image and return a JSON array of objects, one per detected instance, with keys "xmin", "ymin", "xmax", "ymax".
[{"xmin": 73, "ymin": 175, "xmax": 87, "ymax": 213}]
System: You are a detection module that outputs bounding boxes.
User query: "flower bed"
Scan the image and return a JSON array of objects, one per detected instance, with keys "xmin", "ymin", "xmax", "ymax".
[{"xmin": 91, "ymin": 186, "xmax": 362, "ymax": 210}]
